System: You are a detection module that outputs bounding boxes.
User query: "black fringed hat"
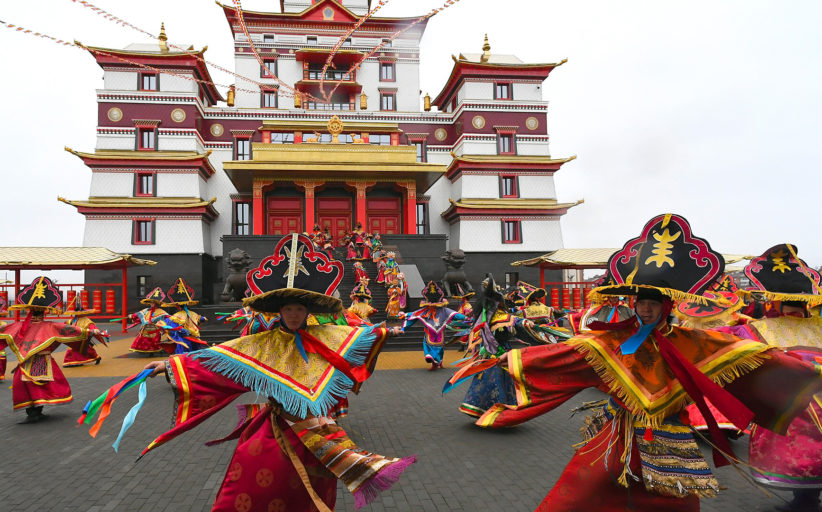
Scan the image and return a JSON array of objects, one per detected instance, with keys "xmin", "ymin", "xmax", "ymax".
[
  {"xmin": 590, "ymin": 213, "xmax": 725, "ymax": 305},
  {"xmin": 243, "ymin": 233, "xmax": 344, "ymax": 314},
  {"xmin": 141, "ymin": 286, "xmax": 167, "ymax": 306},
  {"xmin": 451, "ymin": 282, "xmax": 475, "ymax": 300},
  {"xmin": 676, "ymin": 274, "xmax": 743, "ymax": 320},
  {"xmin": 477, "ymin": 274, "xmax": 505, "ymax": 313},
  {"xmin": 10, "ymin": 276, "xmax": 62, "ymax": 313},
  {"xmin": 516, "ymin": 281, "xmax": 546, "ymax": 303},
  {"xmin": 420, "ymin": 281, "xmax": 448, "ymax": 307},
  {"xmin": 64, "ymin": 293, "xmax": 100, "ymax": 317},
  {"xmin": 742, "ymin": 244, "xmax": 822, "ymax": 306},
  {"xmin": 350, "ymin": 280, "xmax": 372, "ymax": 300},
  {"xmin": 165, "ymin": 278, "xmax": 199, "ymax": 306}
]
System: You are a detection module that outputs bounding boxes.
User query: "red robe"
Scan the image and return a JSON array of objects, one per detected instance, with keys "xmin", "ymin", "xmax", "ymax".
[
  {"xmin": 0, "ymin": 320, "xmax": 92, "ymax": 410},
  {"xmin": 475, "ymin": 328, "xmax": 822, "ymax": 511},
  {"xmin": 62, "ymin": 316, "xmax": 101, "ymax": 367}
]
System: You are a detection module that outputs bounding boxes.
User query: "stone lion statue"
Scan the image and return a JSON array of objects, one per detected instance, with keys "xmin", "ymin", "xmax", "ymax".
[
  {"xmin": 220, "ymin": 248, "xmax": 252, "ymax": 302},
  {"xmin": 441, "ymin": 248, "xmax": 474, "ymax": 298}
]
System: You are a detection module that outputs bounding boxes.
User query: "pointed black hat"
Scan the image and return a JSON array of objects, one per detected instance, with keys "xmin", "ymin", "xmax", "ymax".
[
  {"xmin": 10, "ymin": 276, "xmax": 62, "ymax": 312},
  {"xmin": 590, "ymin": 213, "xmax": 725, "ymax": 304},
  {"xmin": 243, "ymin": 233, "xmax": 344, "ymax": 314},
  {"xmin": 165, "ymin": 278, "xmax": 198, "ymax": 306},
  {"xmin": 742, "ymin": 244, "xmax": 822, "ymax": 305},
  {"xmin": 420, "ymin": 281, "xmax": 448, "ymax": 307}
]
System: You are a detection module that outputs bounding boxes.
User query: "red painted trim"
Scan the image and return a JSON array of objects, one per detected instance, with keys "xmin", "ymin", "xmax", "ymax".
[
  {"xmin": 132, "ymin": 217, "xmax": 156, "ymax": 245},
  {"xmin": 501, "ymin": 219, "xmax": 522, "ymax": 244},
  {"xmin": 74, "ymin": 205, "xmax": 217, "ymax": 221},
  {"xmin": 500, "ymin": 175, "xmax": 519, "ymax": 198},
  {"xmin": 135, "ymin": 172, "xmax": 156, "ymax": 197},
  {"xmin": 433, "ymin": 60, "xmax": 560, "ymax": 109}
]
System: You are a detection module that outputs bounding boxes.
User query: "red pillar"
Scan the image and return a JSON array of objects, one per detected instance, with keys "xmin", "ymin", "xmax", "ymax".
[
  {"xmin": 539, "ymin": 266, "xmax": 545, "ymax": 289},
  {"xmin": 121, "ymin": 264, "xmax": 128, "ymax": 333},
  {"xmin": 297, "ymin": 181, "xmax": 316, "ymax": 231},
  {"xmin": 354, "ymin": 182, "xmax": 367, "ymax": 227},
  {"xmin": 252, "ymin": 181, "xmax": 266, "ymax": 235},
  {"xmin": 13, "ymin": 269, "xmax": 20, "ymax": 322},
  {"xmin": 404, "ymin": 182, "xmax": 417, "ymax": 234}
]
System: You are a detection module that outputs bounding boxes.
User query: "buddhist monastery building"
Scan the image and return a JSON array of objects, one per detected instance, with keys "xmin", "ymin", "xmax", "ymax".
[{"xmin": 59, "ymin": 0, "xmax": 580, "ymax": 306}]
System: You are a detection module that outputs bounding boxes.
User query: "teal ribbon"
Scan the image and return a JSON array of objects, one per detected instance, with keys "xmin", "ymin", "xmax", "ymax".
[
  {"xmin": 619, "ymin": 317, "xmax": 658, "ymax": 355},
  {"xmin": 112, "ymin": 378, "xmax": 148, "ymax": 452}
]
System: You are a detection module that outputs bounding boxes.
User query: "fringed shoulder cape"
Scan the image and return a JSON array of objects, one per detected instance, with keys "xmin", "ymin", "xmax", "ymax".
[{"xmin": 475, "ymin": 326, "xmax": 822, "ymax": 511}]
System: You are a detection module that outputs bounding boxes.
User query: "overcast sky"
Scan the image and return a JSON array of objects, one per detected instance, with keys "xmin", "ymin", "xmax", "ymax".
[{"xmin": 1, "ymin": 0, "xmax": 821, "ymax": 276}]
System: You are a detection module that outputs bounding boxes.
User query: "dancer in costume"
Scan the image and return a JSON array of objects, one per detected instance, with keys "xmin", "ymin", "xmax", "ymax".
[
  {"xmin": 370, "ymin": 233, "xmax": 383, "ymax": 262},
  {"xmin": 458, "ymin": 275, "xmax": 537, "ymax": 418},
  {"xmin": 396, "ymin": 272, "xmax": 408, "ymax": 310},
  {"xmin": 515, "ymin": 281, "xmax": 555, "ymax": 325},
  {"xmin": 134, "ymin": 233, "xmax": 412, "ymax": 511},
  {"xmin": 448, "ymin": 285, "xmax": 475, "ymax": 346},
  {"xmin": 401, "ymin": 281, "xmax": 467, "ymax": 369},
  {"xmin": 448, "ymin": 214, "xmax": 822, "ymax": 511},
  {"xmin": 383, "ymin": 251, "xmax": 399, "ymax": 287},
  {"xmin": 567, "ymin": 293, "xmax": 634, "ymax": 335},
  {"xmin": 345, "ymin": 237, "xmax": 357, "ymax": 261},
  {"xmin": 127, "ymin": 287, "xmax": 170, "ymax": 354},
  {"xmin": 347, "ymin": 281, "xmax": 377, "ymax": 326},
  {"xmin": 376, "ymin": 253, "xmax": 387, "ymax": 284},
  {"xmin": 0, "ymin": 277, "xmax": 105, "ymax": 422},
  {"xmin": 156, "ymin": 278, "xmax": 207, "ymax": 354},
  {"xmin": 62, "ymin": 294, "xmax": 107, "ymax": 367},
  {"xmin": 728, "ymin": 244, "xmax": 822, "ymax": 511},
  {"xmin": 386, "ymin": 284, "xmax": 403, "ymax": 321},
  {"xmin": 352, "ymin": 261, "xmax": 369, "ymax": 284},
  {"xmin": 321, "ymin": 226, "xmax": 334, "ymax": 258},
  {"xmin": 0, "ymin": 294, "xmax": 8, "ymax": 380}
]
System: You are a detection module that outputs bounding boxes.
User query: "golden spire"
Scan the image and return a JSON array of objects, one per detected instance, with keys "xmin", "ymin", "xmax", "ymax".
[
  {"xmin": 480, "ymin": 34, "xmax": 491, "ymax": 63},
  {"xmin": 158, "ymin": 22, "xmax": 169, "ymax": 53}
]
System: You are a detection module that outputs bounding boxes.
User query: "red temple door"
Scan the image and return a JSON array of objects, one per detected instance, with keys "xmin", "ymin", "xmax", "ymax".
[
  {"xmin": 266, "ymin": 197, "xmax": 303, "ymax": 235},
  {"xmin": 366, "ymin": 197, "xmax": 401, "ymax": 234},
  {"xmin": 316, "ymin": 197, "xmax": 352, "ymax": 243}
]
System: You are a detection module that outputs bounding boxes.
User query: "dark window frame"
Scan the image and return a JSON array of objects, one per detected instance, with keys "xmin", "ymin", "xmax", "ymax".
[
  {"xmin": 501, "ymin": 219, "xmax": 522, "ymax": 244},
  {"xmin": 136, "ymin": 275, "xmax": 149, "ymax": 298},
  {"xmin": 415, "ymin": 202, "xmax": 428, "ymax": 234},
  {"xmin": 380, "ymin": 92, "xmax": 396, "ymax": 111},
  {"xmin": 232, "ymin": 200, "xmax": 252, "ymax": 235},
  {"xmin": 497, "ymin": 133, "xmax": 515, "ymax": 155},
  {"xmin": 133, "ymin": 218, "xmax": 156, "ymax": 245},
  {"xmin": 134, "ymin": 172, "xmax": 156, "ymax": 197},
  {"xmin": 261, "ymin": 89, "xmax": 278, "ymax": 108},
  {"xmin": 261, "ymin": 59, "xmax": 278, "ymax": 78},
  {"xmin": 499, "ymin": 175, "xmax": 519, "ymax": 198},
  {"xmin": 139, "ymin": 73, "xmax": 159, "ymax": 91},
  {"xmin": 494, "ymin": 82, "xmax": 512, "ymax": 100},
  {"xmin": 234, "ymin": 137, "xmax": 252, "ymax": 160},
  {"xmin": 136, "ymin": 127, "xmax": 157, "ymax": 151},
  {"xmin": 379, "ymin": 62, "xmax": 395, "ymax": 82}
]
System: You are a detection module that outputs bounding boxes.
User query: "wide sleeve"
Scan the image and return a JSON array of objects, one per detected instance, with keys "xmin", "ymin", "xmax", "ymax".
[
  {"xmin": 141, "ymin": 353, "xmax": 248, "ymax": 456},
  {"xmin": 475, "ymin": 342, "xmax": 602, "ymax": 428},
  {"xmin": 722, "ymin": 348, "xmax": 822, "ymax": 435}
]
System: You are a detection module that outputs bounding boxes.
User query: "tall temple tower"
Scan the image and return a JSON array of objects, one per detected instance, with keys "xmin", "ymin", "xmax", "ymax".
[{"xmin": 59, "ymin": 0, "xmax": 579, "ymax": 306}]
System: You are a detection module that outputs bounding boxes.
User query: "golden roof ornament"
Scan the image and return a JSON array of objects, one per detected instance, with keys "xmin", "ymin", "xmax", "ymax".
[
  {"xmin": 327, "ymin": 115, "xmax": 344, "ymax": 143},
  {"xmin": 158, "ymin": 22, "xmax": 169, "ymax": 53},
  {"xmin": 423, "ymin": 93, "xmax": 431, "ymax": 111},
  {"xmin": 480, "ymin": 34, "xmax": 491, "ymax": 63}
]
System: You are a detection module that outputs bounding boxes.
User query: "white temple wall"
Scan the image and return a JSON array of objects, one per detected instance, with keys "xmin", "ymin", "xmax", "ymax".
[
  {"xmin": 159, "ymin": 74, "xmax": 198, "ymax": 94},
  {"xmin": 512, "ymin": 83, "xmax": 543, "ymax": 101},
  {"xmin": 515, "ymin": 140, "xmax": 551, "ymax": 155},
  {"xmin": 203, "ymin": 151, "xmax": 239, "ymax": 255},
  {"xmin": 424, "ymin": 175, "xmax": 451, "ymax": 240},
  {"xmin": 104, "ymin": 71, "xmax": 138, "ymax": 91},
  {"xmin": 458, "ymin": 175, "xmax": 500, "ymax": 198},
  {"xmin": 518, "ymin": 175, "xmax": 557, "ymax": 199},
  {"xmin": 155, "ymin": 173, "xmax": 201, "ymax": 197},
  {"xmin": 454, "ymin": 218, "xmax": 564, "ymax": 252},
  {"xmin": 88, "ymin": 173, "xmax": 134, "ymax": 197},
  {"xmin": 84, "ymin": 218, "xmax": 208, "ymax": 254},
  {"xmin": 96, "ymin": 133, "xmax": 136, "ymax": 151}
]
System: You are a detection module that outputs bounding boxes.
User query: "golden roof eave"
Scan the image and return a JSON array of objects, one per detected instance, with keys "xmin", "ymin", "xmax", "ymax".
[
  {"xmin": 77, "ymin": 42, "xmax": 207, "ymax": 58},
  {"xmin": 216, "ymin": 0, "xmax": 425, "ymax": 23},
  {"xmin": 58, "ymin": 196, "xmax": 217, "ymax": 209},
  {"xmin": 0, "ymin": 247, "xmax": 156, "ymax": 269},
  {"xmin": 452, "ymin": 55, "xmax": 568, "ymax": 69},
  {"xmin": 448, "ymin": 198, "xmax": 584, "ymax": 210},
  {"xmin": 65, "ymin": 147, "xmax": 213, "ymax": 161},
  {"xmin": 510, "ymin": 248, "xmax": 754, "ymax": 268}
]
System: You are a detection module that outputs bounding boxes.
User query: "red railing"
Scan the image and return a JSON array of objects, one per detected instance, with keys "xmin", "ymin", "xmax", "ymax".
[{"xmin": 1, "ymin": 282, "xmax": 129, "ymax": 332}]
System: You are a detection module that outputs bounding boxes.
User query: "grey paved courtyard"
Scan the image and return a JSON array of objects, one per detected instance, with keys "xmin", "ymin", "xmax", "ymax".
[{"xmin": 0, "ymin": 369, "xmax": 798, "ymax": 511}]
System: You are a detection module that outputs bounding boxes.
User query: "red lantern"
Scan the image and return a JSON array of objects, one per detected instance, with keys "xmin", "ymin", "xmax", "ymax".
[
  {"xmin": 66, "ymin": 290, "xmax": 77, "ymax": 311},
  {"xmin": 80, "ymin": 289, "xmax": 90, "ymax": 309},
  {"xmin": 550, "ymin": 288, "xmax": 560, "ymax": 309},
  {"xmin": 582, "ymin": 287, "xmax": 591, "ymax": 308},
  {"xmin": 92, "ymin": 289, "xmax": 102, "ymax": 311},
  {"xmin": 572, "ymin": 288, "xmax": 582, "ymax": 310},
  {"xmin": 105, "ymin": 289, "xmax": 116, "ymax": 313},
  {"xmin": 562, "ymin": 288, "xmax": 571, "ymax": 310}
]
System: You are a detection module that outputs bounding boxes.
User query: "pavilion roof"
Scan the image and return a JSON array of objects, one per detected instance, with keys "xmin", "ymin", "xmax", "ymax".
[
  {"xmin": 0, "ymin": 247, "xmax": 156, "ymax": 270},
  {"xmin": 511, "ymin": 248, "xmax": 753, "ymax": 269}
]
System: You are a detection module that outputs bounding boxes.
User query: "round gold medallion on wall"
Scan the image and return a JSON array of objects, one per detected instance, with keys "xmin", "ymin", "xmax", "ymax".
[
  {"xmin": 210, "ymin": 123, "xmax": 225, "ymax": 137},
  {"xmin": 434, "ymin": 128, "xmax": 447, "ymax": 142},
  {"xmin": 107, "ymin": 107, "xmax": 123, "ymax": 122},
  {"xmin": 171, "ymin": 108, "xmax": 187, "ymax": 123},
  {"xmin": 526, "ymin": 116, "xmax": 539, "ymax": 130},
  {"xmin": 471, "ymin": 115, "xmax": 486, "ymax": 129}
]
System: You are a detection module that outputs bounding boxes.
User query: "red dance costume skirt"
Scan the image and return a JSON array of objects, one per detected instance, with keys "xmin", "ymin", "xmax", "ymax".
[{"xmin": 12, "ymin": 355, "xmax": 73, "ymax": 410}]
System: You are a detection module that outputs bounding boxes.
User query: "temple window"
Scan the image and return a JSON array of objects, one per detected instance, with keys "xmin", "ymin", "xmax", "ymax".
[
  {"xmin": 261, "ymin": 60, "xmax": 278, "ymax": 78},
  {"xmin": 342, "ymin": 38, "xmax": 352, "ymax": 47},
  {"xmin": 139, "ymin": 73, "xmax": 158, "ymax": 91},
  {"xmin": 136, "ymin": 275, "xmax": 148, "ymax": 297},
  {"xmin": 263, "ymin": 34, "xmax": 274, "ymax": 44},
  {"xmin": 380, "ymin": 92, "xmax": 396, "ymax": 111},
  {"xmin": 502, "ymin": 220, "xmax": 522, "ymax": 244},
  {"xmin": 234, "ymin": 138, "xmax": 252, "ymax": 160},
  {"xmin": 497, "ymin": 134, "xmax": 515, "ymax": 155},
  {"xmin": 270, "ymin": 132, "xmax": 295, "ymax": 144},
  {"xmin": 382, "ymin": 38, "xmax": 392, "ymax": 48},
  {"xmin": 261, "ymin": 89, "xmax": 278, "ymax": 108},
  {"xmin": 410, "ymin": 140, "xmax": 427, "ymax": 162},
  {"xmin": 233, "ymin": 201, "xmax": 251, "ymax": 235},
  {"xmin": 133, "ymin": 219, "xmax": 155, "ymax": 245},
  {"xmin": 137, "ymin": 128, "xmax": 156, "ymax": 150},
  {"xmin": 135, "ymin": 173, "xmax": 155, "ymax": 197},
  {"xmin": 380, "ymin": 62, "xmax": 395, "ymax": 82},
  {"xmin": 369, "ymin": 134, "xmax": 391, "ymax": 145},
  {"xmin": 307, "ymin": 64, "xmax": 350, "ymax": 81},
  {"xmin": 494, "ymin": 82, "xmax": 511, "ymax": 100},
  {"xmin": 416, "ymin": 203, "xmax": 428, "ymax": 234},
  {"xmin": 500, "ymin": 175, "xmax": 518, "ymax": 198},
  {"xmin": 307, "ymin": 36, "xmax": 317, "ymax": 45}
]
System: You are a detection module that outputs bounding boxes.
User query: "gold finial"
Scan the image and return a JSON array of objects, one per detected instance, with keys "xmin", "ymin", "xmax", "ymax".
[
  {"xmin": 423, "ymin": 93, "xmax": 431, "ymax": 112},
  {"xmin": 226, "ymin": 85, "xmax": 236, "ymax": 107},
  {"xmin": 158, "ymin": 22, "xmax": 169, "ymax": 53},
  {"xmin": 480, "ymin": 33, "xmax": 490, "ymax": 63},
  {"xmin": 328, "ymin": 115, "xmax": 344, "ymax": 143},
  {"xmin": 359, "ymin": 93, "xmax": 367, "ymax": 110}
]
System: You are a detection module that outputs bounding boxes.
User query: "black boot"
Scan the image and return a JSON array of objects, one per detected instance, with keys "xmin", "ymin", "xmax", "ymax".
[
  {"xmin": 777, "ymin": 490, "xmax": 821, "ymax": 512},
  {"xmin": 20, "ymin": 406, "xmax": 44, "ymax": 424}
]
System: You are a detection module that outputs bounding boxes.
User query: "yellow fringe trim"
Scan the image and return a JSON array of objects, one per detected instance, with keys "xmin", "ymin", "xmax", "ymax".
[
  {"xmin": 567, "ymin": 337, "xmax": 770, "ymax": 429},
  {"xmin": 589, "ymin": 284, "xmax": 714, "ymax": 306},
  {"xmin": 737, "ymin": 289, "xmax": 822, "ymax": 307}
]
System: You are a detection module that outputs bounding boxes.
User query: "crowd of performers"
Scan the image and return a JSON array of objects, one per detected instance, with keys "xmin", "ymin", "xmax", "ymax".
[{"xmin": 1, "ymin": 214, "xmax": 822, "ymax": 511}]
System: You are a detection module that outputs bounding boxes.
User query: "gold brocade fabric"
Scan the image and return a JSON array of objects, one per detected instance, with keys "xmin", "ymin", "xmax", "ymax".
[
  {"xmin": 348, "ymin": 302, "xmax": 376, "ymax": 321},
  {"xmin": 567, "ymin": 326, "xmax": 770, "ymax": 427},
  {"xmin": 523, "ymin": 304, "xmax": 553, "ymax": 320},
  {"xmin": 168, "ymin": 309, "xmax": 202, "ymax": 337},
  {"xmin": 748, "ymin": 316, "xmax": 822, "ymax": 349}
]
